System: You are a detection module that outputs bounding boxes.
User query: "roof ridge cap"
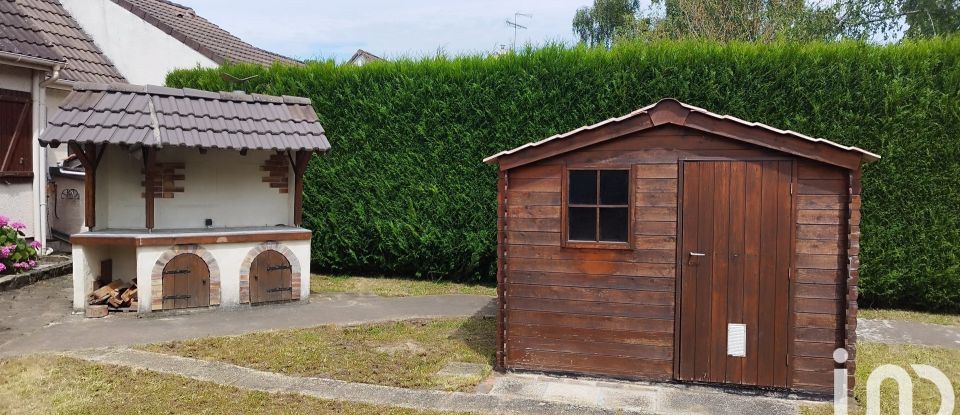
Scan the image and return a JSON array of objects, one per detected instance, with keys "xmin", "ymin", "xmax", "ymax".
[{"xmin": 147, "ymin": 95, "xmax": 162, "ymax": 147}]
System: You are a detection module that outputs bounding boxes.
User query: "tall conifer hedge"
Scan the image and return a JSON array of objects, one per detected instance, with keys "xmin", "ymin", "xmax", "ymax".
[{"xmin": 167, "ymin": 38, "xmax": 960, "ymax": 311}]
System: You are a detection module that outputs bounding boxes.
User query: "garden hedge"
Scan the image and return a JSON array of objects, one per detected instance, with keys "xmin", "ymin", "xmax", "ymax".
[{"xmin": 167, "ymin": 37, "xmax": 960, "ymax": 311}]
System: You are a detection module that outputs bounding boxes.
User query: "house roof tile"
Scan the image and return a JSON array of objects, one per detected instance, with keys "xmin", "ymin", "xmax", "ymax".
[
  {"xmin": 40, "ymin": 82, "xmax": 329, "ymax": 152},
  {"xmin": 0, "ymin": 0, "xmax": 64, "ymax": 62},
  {"xmin": 0, "ymin": 0, "xmax": 126, "ymax": 82}
]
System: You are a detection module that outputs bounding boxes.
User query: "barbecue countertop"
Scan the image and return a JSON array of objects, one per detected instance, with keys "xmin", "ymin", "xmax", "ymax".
[{"xmin": 70, "ymin": 226, "xmax": 311, "ymax": 247}]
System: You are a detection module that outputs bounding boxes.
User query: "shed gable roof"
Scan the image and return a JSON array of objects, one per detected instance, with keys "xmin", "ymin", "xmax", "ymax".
[
  {"xmin": 485, "ymin": 99, "xmax": 880, "ymax": 171},
  {"xmin": 39, "ymin": 83, "xmax": 330, "ymax": 151},
  {"xmin": 109, "ymin": 0, "xmax": 301, "ymax": 66}
]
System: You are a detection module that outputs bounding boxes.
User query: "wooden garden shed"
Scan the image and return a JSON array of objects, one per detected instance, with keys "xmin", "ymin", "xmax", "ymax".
[{"xmin": 484, "ymin": 99, "xmax": 879, "ymax": 394}]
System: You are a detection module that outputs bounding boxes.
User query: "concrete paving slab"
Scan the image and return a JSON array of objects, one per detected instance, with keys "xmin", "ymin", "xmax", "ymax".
[
  {"xmin": 543, "ymin": 381, "xmax": 603, "ymax": 406},
  {"xmin": 486, "ymin": 372, "xmax": 820, "ymax": 415},
  {"xmin": 857, "ymin": 318, "xmax": 960, "ymax": 349}
]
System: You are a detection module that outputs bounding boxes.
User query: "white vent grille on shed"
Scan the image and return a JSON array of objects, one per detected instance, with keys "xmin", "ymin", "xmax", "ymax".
[{"xmin": 728, "ymin": 323, "xmax": 747, "ymax": 357}]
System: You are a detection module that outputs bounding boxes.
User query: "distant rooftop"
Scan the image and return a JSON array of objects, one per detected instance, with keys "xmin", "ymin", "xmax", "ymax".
[{"xmin": 346, "ymin": 49, "xmax": 384, "ymax": 65}]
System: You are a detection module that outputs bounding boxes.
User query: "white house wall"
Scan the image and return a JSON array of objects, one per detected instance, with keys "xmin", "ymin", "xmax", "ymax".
[
  {"xmin": 97, "ymin": 147, "xmax": 292, "ymax": 230},
  {"xmin": 59, "ymin": 0, "xmax": 218, "ymax": 85},
  {"xmin": 48, "ymin": 175, "xmax": 85, "ymax": 236},
  {"xmin": 44, "ymin": 87, "xmax": 69, "ymax": 167},
  {"xmin": 0, "ymin": 65, "xmax": 32, "ymax": 90},
  {"xmin": 1, "ymin": 183, "xmax": 35, "ymax": 237}
]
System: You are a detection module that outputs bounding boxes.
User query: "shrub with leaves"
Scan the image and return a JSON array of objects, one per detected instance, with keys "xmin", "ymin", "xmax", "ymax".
[
  {"xmin": 0, "ymin": 215, "xmax": 39, "ymax": 274},
  {"xmin": 167, "ymin": 36, "xmax": 960, "ymax": 311}
]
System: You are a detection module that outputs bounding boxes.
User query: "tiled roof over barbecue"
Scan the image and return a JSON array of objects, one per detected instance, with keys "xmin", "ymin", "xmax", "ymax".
[
  {"xmin": 110, "ymin": 0, "xmax": 301, "ymax": 66},
  {"xmin": 1, "ymin": 0, "xmax": 126, "ymax": 83},
  {"xmin": 0, "ymin": 0, "xmax": 64, "ymax": 62},
  {"xmin": 40, "ymin": 83, "xmax": 330, "ymax": 151}
]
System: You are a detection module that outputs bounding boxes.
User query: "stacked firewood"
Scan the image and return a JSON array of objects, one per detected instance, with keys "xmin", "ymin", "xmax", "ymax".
[{"xmin": 88, "ymin": 281, "xmax": 138, "ymax": 310}]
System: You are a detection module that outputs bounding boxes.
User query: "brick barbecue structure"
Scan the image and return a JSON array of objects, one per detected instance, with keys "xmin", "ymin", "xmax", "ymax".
[{"xmin": 39, "ymin": 83, "xmax": 329, "ymax": 313}]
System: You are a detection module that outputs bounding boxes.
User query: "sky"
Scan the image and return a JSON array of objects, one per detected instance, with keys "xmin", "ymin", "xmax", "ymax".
[{"xmin": 175, "ymin": 0, "xmax": 598, "ymax": 62}]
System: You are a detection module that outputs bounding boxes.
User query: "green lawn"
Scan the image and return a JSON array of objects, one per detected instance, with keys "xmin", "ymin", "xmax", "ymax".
[
  {"xmin": 859, "ymin": 308, "xmax": 960, "ymax": 327},
  {"xmin": 311, "ymin": 275, "xmax": 496, "ymax": 297},
  {"xmin": 800, "ymin": 343, "xmax": 960, "ymax": 414},
  {"xmin": 142, "ymin": 317, "xmax": 496, "ymax": 392},
  {"xmin": 0, "ymin": 356, "xmax": 470, "ymax": 415}
]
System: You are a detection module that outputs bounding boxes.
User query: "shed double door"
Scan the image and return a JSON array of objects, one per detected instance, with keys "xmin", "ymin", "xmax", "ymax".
[
  {"xmin": 250, "ymin": 250, "xmax": 293, "ymax": 304},
  {"xmin": 162, "ymin": 253, "xmax": 210, "ymax": 309},
  {"xmin": 677, "ymin": 160, "xmax": 794, "ymax": 388}
]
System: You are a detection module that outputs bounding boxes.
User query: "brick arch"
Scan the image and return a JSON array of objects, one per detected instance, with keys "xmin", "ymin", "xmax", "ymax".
[
  {"xmin": 239, "ymin": 242, "xmax": 302, "ymax": 303},
  {"xmin": 150, "ymin": 245, "xmax": 221, "ymax": 311}
]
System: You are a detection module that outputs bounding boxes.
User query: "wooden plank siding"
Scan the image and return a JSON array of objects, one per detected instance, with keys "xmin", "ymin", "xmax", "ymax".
[
  {"xmin": 499, "ymin": 125, "xmax": 855, "ymax": 394},
  {"xmin": 502, "ymin": 127, "xmax": 686, "ymax": 380},
  {"xmin": 791, "ymin": 161, "xmax": 849, "ymax": 393}
]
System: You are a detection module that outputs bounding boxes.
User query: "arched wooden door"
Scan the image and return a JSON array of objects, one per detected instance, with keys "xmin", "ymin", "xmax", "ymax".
[
  {"xmin": 249, "ymin": 250, "xmax": 293, "ymax": 304},
  {"xmin": 162, "ymin": 253, "xmax": 210, "ymax": 309}
]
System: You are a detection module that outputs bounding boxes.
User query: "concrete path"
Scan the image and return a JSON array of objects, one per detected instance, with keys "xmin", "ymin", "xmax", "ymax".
[
  {"xmin": 4, "ymin": 275, "xmax": 960, "ymax": 356},
  {"xmin": 483, "ymin": 372, "xmax": 817, "ymax": 415},
  {"xmin": 66, "ymin": 348, "xmax": 643, "ymax": 415},
  {"xmin": 857, "ymin": 318, "xmax": 960, "ymax": 349},
  {"xmin": 0, "ymin": 274, "xmax": 73, "ymax": 347},
  {"xmin": 0, "ymin": 292, "xmax": 495, "ymax": 357}
]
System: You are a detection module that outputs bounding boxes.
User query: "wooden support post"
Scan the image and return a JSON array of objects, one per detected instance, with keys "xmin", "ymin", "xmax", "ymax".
[
  {"xmin": 70, "ymin": 142, "xmax": 105, "ymax": 230},
  {"xmin": 143, "ymin": 147, "xmax": 156, "ymax": 230},
  {"xmin": 290, "ymin": 150, "xmax": 313, "ymax": 226}
]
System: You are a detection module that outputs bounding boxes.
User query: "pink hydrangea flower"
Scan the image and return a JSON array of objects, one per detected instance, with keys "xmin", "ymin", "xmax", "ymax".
[
  {"xmin": 12, "ymin": 262, "xmax": 26, "ymax": 270},
  {"xmin": 27, "ymin": 260, "xmax": 36, "ymax": 268},
  {"xmin": 0, "ymin": 215, "xmax": 8, "ymax": 227},
  {"xmin": 10, "ymin": 222, "xmax": 26, "ymax": 231},
  {"xmin": 0, "ymin": 262, "xmax": 6, "ymax": 273},
  {"xmin": 0, "ymin": 245, "xmax": 12, "ymax": 258},
  {"xmin": 30, "ymin": 240, "xmax": 42, "ymax": 249}
]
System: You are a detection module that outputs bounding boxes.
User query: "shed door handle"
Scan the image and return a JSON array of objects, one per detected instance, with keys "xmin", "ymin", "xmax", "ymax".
[{"xmin": 690, "ymin": 252, "xmax": 706, "ymax": 257}]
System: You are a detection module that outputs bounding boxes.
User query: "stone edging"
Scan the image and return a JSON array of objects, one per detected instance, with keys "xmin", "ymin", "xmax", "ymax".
[
  {"xmin": 65, "ymin": 348, "xmax": 628, "ymax": 415},
  {"xmin": 0, "ymin": 257, "xmax": 72, "ymax": 292}
]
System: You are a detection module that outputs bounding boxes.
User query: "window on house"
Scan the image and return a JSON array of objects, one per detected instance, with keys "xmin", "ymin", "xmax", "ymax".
[
  {"xmin": 567, "ymin": 169, "xmax": 630, "ymax": 243},
  {"xmin": 0, "ymin": 90, "xmax": 33, "ymax": 177}
]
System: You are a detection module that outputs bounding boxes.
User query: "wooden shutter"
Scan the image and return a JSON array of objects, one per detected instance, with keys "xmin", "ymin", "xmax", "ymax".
[{"xmin": 0, "ymin": 90, "xmax": 32, "ymax": 177}]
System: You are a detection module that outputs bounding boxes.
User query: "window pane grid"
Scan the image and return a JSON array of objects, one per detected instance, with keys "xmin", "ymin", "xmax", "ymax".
[{"xmin": 567, "ymin": 168, "xmax": 630, "ymax": 244}]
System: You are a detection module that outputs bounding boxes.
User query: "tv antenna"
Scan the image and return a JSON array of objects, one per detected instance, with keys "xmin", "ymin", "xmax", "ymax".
[
  {"xmin": 505, "ymin": 12, "xmax": 532, "ymax": 50},
  {"xmin": 220, "ymin": 72, "xmax": 259, "ymax": 92}
]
